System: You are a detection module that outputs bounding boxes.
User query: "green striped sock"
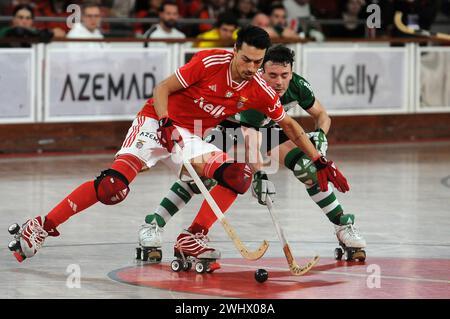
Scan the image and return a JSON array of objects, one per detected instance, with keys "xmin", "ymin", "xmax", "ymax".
[
  {"xmin": 306, "ymin": 183, "xmax": 343, "ymax": 225},
  {"xmin": 145, "ymin": 180, "xmax": 195, "ymax": 227}
]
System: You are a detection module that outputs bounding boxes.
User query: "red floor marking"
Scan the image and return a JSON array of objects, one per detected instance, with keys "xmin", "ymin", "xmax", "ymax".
[{"xmin": 108, "ymin": 257, "xmax": 450, "ymax": 299}]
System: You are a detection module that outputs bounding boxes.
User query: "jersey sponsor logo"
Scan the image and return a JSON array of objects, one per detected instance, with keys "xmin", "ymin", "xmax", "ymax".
[
  {"xmin": 194, "ymin": 97, "xmax": 226, "ymax": 118},
  {"xmin": 208, "ymin": 84, "xmax": 217, "ymax": 92},
  {"xmin": 139, "ymin": 131, "xmax": 159, "ymax": 144}
]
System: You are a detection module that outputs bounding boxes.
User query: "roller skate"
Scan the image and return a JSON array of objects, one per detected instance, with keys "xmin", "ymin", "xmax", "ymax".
[
  {"xmin": 334, "ymin": 216, "xmax": 366, "ymax": 262},
  {"xmin": 170, "ymin": 229, "xmax": 221, "ymax": 274},
  {"xmin": 136, "ymin": 222, "xmax": 163, "ymax": 263},
  {"xmin": 8, "ymin": 216, "xmax": 59, "ymax": 262}
]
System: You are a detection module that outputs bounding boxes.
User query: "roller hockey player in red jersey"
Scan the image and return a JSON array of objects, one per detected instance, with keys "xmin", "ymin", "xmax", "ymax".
[
  {"xmin": 8, "ymin": 26, "xmax": 348, "ymax": 266},
  {"xmin": 138, "ymin": 45, "xmax": 365, "ymax": 266}
]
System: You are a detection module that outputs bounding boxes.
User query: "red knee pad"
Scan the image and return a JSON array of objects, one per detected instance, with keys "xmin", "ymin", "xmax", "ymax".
[
  {"xmin": 94, "ymin": 169, "xmax": 130, "ymax": 205},
  {"xmin": 213, "ymin": 162, "xmax": 252, "ymax": 195}
]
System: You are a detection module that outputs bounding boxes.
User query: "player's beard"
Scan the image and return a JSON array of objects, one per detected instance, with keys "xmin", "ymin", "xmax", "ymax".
[{"xmin": 242, "ymin": 70, "xmax": 255, "ymax": 80}]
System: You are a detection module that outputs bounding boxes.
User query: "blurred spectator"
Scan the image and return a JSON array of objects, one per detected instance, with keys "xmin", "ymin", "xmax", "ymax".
[
  {"xmin": 269, "ymin": 4, "xmax": 301, "ymax": 39},
  {"xmin": 34, "ymin": 0, "xmax": 76, "ymax": 33},
  {"xmin": 283, "ymin": 0, "xmax": 325, "ymax": 41},
  {"xmin": 135, "ymin": 0, "xmax": 163, "ymax": 34},
  {"xmin": 0, "ymin": 4, "xmax": 64, "ymax": 47},
  {"xmin": 107, "ymin": 0, "xmax": 136, "ymax": 36},
  {"xmin": 198, "ymin": 0, "xmax": 227, "ymax": 33},
  {"xmin": 257, "ymin": 0, "xmax": 281, "ymax": 15},
  {"xmin": 309, "ymin": 0, "xmax": 341, "ymax": 19},
  {"xmin": 231, "ymin": 0, "xmax": 257, "ymax": 21},
  {"xmin": 195, "ymin": 11, "xmax": 238, "ymax": 48},
  {"xmin": 176, "ymin": 0, "xmax": 202, "ymax": 17},
  {"xmin": 251, "ymin": 12, "xmax": 279, "ymax": 39},
  {"xmin": 143, "ymin": 1, "xmax": 186, "ymax": 47},
  {"xmin": 328, "ymin": 0, "xmax": 366, "ymax": 38},
  {"xmin": 66, "ymin": 2, "xmax": 104, "ymax": 48}
]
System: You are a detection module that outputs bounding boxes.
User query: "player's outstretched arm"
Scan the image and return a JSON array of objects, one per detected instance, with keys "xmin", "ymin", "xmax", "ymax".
[
  {"xmin": 153, "ymin": 74, "xmax": 185, "ymax": 118},
  {"xmin": 278, "ymin": 115, "xmax": 349, "ymax": 193}
]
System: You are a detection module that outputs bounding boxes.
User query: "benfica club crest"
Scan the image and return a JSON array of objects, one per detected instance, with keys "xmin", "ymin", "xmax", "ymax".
[{"xmin": 237, "ymin": 96, "xmax": 248, "ymax": 109}]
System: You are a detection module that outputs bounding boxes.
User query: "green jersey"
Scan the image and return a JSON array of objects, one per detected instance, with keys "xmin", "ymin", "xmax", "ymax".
[{"xmin": 234, "ymin": 72, "xmax": 315, "ymax": 128}]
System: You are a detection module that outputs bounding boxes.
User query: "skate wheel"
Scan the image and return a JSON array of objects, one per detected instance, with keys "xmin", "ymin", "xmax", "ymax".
[
  {"xmin": 136, "ymin": 247, "xmax": 142, "ymax": 260},
  {"xmin": 182, "ymin": 261, "xmax": 192, "ymax": 271},
  {"xmin": 8, "ymin": 223, "xmax": 20, "ymax": 235},
  {"xmin": 195, "ymin": 261, "xmax": 207, "ymax": 274},
  {"xmin": 148, "ymin": 250, "xmax": 162, "ymax": 263},
  {"xmin": 13, "ymin": 251, "xmax": 24, "ymax": 263},
  {"xmin": 207, "ymin": 262, "xmax": 220, "ymax": 273},
  {"xmin": 171, "ymin": 259, "xmax": 182, "ymax": 272},
  {"xmin": 8, "ymin": 240, "xmax": 19, "ymax": 252},
  {"xmin": 334, "ymin": 247, "xmax": 343, "ymax": 260},
  {"xmin": 141, "ymin": 249, "xmax": 149, "ymax": 262},
  {"xmin": 344, "ymin": 249, "xmax": 354, "ymax": 261},
  {"xmin": 354, "ymin": 250, "xmax": 366, "ymax": 262}
]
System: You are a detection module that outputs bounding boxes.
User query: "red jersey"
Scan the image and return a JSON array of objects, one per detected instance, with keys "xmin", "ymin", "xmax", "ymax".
[{"xmin": 140, "ymin": 49, "xmax": 286, "ymax": 134}]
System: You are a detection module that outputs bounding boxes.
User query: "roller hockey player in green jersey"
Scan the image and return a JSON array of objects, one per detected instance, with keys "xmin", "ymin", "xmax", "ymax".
[{"xmin": 137, "ymin": 45, "xmax": 366, "ymax": 264}]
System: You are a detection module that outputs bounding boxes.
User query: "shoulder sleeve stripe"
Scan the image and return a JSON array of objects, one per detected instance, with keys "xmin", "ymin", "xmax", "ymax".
[
  {"xmin": 272, "ymin": 110, "xmax": 286, "ymax": 123},
  {"xmin": 175, "ymin": 68, "xmax": 189, "ymax": 88},
  {"xmin": 254, "ymin": 76, "xmax": 276, "ymax": 99},
  {"xmin": 203, "ymin": 56, "xmax": 232, "ymax": 66},
  {"xmin": 256, "ymin": 73, "xmax": 277, "ymax": 96},
  {"xmin": 202, "ymin": 53, "xmax": 233, "ymax": 63},
  {"xmin": 204, "ymin": 58, "xmax": 232, "ymax": 68}
]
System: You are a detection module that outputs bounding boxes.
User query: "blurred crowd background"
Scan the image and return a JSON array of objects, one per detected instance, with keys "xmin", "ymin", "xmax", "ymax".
[{"xmin": 0, "ymin": 0, "xmax": 449, "ymax": 47}]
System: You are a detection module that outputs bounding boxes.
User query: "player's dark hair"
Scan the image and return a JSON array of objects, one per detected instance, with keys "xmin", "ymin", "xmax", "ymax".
[
  {"xmin": 235, "ymin": 25, "xmax": 271, "ymax": 50},
  {"xmin": 13, "ymin": 4, "xmax": 34, "ymax": 19},
  {"xmin": 262, "ymin": 44, "xmax": 295, "ymax": 69},
  {"xmin": 159, "ymin": 1, "xmax": 178, "ymax": 13},
  {"xmin": 216, "ymin": 11, "xmax": 239, "ymax": 28}
]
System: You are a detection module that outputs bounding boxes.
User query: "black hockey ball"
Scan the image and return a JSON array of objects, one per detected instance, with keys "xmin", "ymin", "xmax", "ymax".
[{"xmin": 254, "ymin": 268, "xmax": 268, "ymax": 283}]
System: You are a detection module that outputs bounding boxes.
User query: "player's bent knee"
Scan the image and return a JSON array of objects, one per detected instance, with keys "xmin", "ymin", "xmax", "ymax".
[
  {"xmin": 292, "ymin": 153, "xmax": 318, "ymax": 186},
  {"xmin": 213, "ymin": 162, "xmax": 252, "ymax": 194},
  {"xmin": 94, "ymin": 169, "xmax": 130, "ymax": 205}
]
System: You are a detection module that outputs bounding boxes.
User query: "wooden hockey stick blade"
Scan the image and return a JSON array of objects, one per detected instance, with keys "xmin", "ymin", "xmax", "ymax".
[
  {"xmin": 221, "ymin": 218, "xmax": 269, "ymax": 260},
  {"xmin": 283, "ymin": 244, "xmax": 319, "ymax": 276},
  {"xmin": 180, "ymin": 151, "xmax": 269, "ymax": 260},
  {"xmin": 394, "ymin": 11, "xmax": 450, "ymax": 41},
  {"xmin": 266, "ymin": 195, "xmax": 319, "ymax": 275}
]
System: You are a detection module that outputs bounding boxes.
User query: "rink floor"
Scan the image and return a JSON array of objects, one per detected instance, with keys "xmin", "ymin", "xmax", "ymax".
[{"xmin": 1, "ymin": 141, "xmax": 449, "ymax": 298}]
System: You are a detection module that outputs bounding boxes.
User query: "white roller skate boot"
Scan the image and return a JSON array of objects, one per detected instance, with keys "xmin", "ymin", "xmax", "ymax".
[
  {"xmin": 334, "ymin": 215, "xmax": 366, "ymax": 262},
  {"xmin": 171, "ymin": 229, "xmax": 221, "ymax": 274},
  {"xmin": 8, "ymin": 216, "xmax": 59, "ymax": 262},
  {"xmin": 136, "ymin": 222, "xmax": 163, "ymax": 262}
]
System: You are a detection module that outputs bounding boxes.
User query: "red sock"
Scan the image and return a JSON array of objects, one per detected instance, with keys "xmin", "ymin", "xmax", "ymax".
[
  {"xmin": 45, "ymin": 181, "xmax": 98, "ymax": 229},
  {"xmin": 189, "ymin": 185, "xmax": 237, "ymax": 234},
  {"xmin": 45, "ymin": 154, "xmax": 142, "ymax": 230}
]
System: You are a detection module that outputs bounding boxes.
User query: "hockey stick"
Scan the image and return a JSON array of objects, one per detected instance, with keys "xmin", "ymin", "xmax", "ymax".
[
  {"xmin": 179, "ymin": 147, "xmax": 269, "ymax": 260},
  {"xmin": 266, "ymin": 195, "xmax": 319, "ymax": 275},
  {"xmin": 394, "ymin": 11, "xmax": 450, "ymax": 41}
]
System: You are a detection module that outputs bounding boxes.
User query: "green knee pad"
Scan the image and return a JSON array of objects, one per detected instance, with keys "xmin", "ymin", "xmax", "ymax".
[{"xmin": 285, "ymin": 148, "xmax": 317, "ymax": 186}]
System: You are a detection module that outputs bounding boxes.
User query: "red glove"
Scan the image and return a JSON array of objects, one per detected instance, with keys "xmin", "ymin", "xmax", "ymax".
[
  {"xmin": 313, "ymin": 156, "xmax": 349, "ymax": 193},
  {"xmin": 156, "ymin": 117, "xmax": 184, "ymax": 152}
]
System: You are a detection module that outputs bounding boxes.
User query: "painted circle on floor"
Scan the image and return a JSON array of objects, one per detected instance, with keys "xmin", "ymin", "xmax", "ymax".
[{"xmin": 108, "ymin": 257, "xmax": 450, "ymax": 298}]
